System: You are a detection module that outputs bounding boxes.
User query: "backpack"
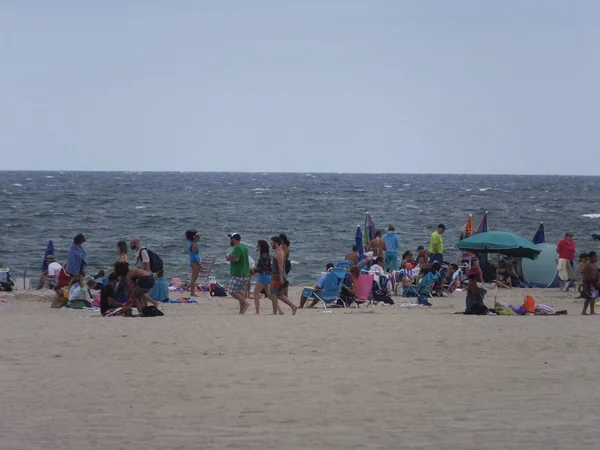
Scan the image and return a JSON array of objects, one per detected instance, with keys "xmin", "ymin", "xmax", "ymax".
[
  {"xmin": 210, "ymin": 282, "xmax": 228, "ymax": 297},
  {"xmin": 139, "ymin": 248, "xmax": 163, "ymax": 273}
]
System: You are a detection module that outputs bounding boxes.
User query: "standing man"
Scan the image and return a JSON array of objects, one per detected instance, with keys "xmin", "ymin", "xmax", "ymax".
[
  {"xmin": 368, "ymin": 230, "xmax": 387, "ymax": 259},
  {"xmin": 383, "ymin": 224, "xmax": 400, "ymax": 271},
  {"xmin": 581, "ymin": 251, "xmax": 598, "ymax": 315},
  {"xmin": 428, "ymin": 224, "xmax": 446, "ymax": 264},
  {"xmin": 225, "ymin": 233, "xmax": 251, "ymax": 314},
  {"xmin": 556, "ymin": 231, "xmax": 576, "ymax": 291},
  {"xmin": 130, "ymin": 237, "xmax": 150, "ymax": 271}
]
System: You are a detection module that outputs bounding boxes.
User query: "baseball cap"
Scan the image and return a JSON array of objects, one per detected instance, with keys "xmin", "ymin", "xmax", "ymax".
[{"xmin": 228, "ymin": 232, "xmax": 241, "ymax": 241}]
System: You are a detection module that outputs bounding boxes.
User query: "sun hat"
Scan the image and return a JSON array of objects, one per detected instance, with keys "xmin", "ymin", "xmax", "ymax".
[{"xmin": 467, "ymin": 267, "xmax": 480, "ymax": 278}]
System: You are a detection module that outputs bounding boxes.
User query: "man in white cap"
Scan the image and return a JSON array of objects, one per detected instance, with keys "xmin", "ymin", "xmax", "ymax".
[{"xmin": 225, "ymin": 232, "xmax": 251, "ymax": 314}]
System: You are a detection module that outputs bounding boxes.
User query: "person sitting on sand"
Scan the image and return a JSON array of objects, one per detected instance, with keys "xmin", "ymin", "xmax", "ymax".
[
  {"xmin": 299, "ymin": 263, "xmax": 334, "ymax": 308},
  {"xmin": 581, "ymin": 251, "xmax": 599, "ymax": 315},
  {"xmin": 149, "ymin": 270, "xmax": 169, "ymax": 304},
  {"xmin": 113, "ymin": 262, "xmax": 159, "ymax": 316},
  {"xmin": 37, "ymin": 255, "xmax": 65, "ymax": 289},
  {"xmin": 340, "ymin": 266, "xmax": 361, "ymax": 306},
  {"xmin": 464, "ymin": 267, "xmax": 489, "ymax": 315},
  {"xmin": 368, "ymin": 230, "xmax": 387, "ymax": 259},
  {"xmin": 495, "ymin": 262, "xmax": 513, "ymax": 289},
  {"xmin": 400, "ymin": 250, "xmax": 413, "ymax": 270},
  {"xmin": 443, "ymin": 264, "xmax": 460, "ymax": 293},
  {"xmin": 344, "ymin": 246, "xmax": 359, "ymax": 266},
  {"xmin": 101, "ymin": 273, "xmax": 122, "ymax": 316},
  {"xmin": 357, "ymin": 252, "xmax": 373, "ymax": 272}
]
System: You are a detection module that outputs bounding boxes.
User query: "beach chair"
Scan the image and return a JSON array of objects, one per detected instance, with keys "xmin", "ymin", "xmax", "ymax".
[
  {"xmin": 352, "ymin": 273, "xmax": 375, "ymax": 308},
  {"xmin": 198, "ymin": 257, "xmax": 217, "ymax": 283},
  {"xmin": 403, "ymin": 272, "xmax": 437, "ymax": 298},
  {"xmin": 312, "ymin": 268, "xmax": 346, "ymax": 309},
  {"xmin": 442, "ymin": 270, "xmax": 463, "ymax": 297}
]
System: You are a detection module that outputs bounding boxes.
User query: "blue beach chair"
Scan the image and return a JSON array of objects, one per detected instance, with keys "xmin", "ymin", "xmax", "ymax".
[
  {"xmin": 403, "ymin": 272, "xmax": 438, "ymax": 298},
  {"xmin": 312, "ymin": 268, "xmax": 346, "ymax": 309}
]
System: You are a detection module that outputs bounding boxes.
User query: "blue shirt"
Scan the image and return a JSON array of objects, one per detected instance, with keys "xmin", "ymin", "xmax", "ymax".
[
  {"xmin": 383, "ymin": 232, "xmax": 400, "ymax": 252},
  {"xmin": 67, "ymin": 244, "xmax": 87, "ymax": 276},
  {"xmin": 188, "ymin": 242, "xmax": 201, "ymax": 265},
  {"xmin": 149, "ymin": 277, "xmax": 169, "ymax": 302}
]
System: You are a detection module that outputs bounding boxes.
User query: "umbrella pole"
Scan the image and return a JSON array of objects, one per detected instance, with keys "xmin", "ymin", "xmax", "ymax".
[{"xmin": 493, "ymin": 253, "xmax": 499, "ymax": 309}]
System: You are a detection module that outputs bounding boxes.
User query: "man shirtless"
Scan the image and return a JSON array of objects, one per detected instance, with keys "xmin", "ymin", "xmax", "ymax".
[
  {"xmin": 581, "ymin": 252, "xmax": 599, "ymax": 315},
  {"xmin": 368, "ymin": 230, "xmax": 387, "ymax": 259},
  {"xmin": 344, "ymin": 246, "xmax": 359, "ymax": 265}
]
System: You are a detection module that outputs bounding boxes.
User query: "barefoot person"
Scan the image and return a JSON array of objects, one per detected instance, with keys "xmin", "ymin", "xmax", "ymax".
[
  {"xmin": 225, "ymin": 233, "xmax": 251, "ymax": 314},
  {"xmin": 113, "ymin": 262, "xmax": 159, "ymax": 315},
  {"xmin": 186, "ymin": 230, "xmax": 202, "ymax": 296},
  {"xmin": 251, "ymin": 240, "xmax": 280, "ymax": 314},
  {"xmin": 269, "ymin": 236, "xmax": 297, "ymax": 315},
  {"xmin": 100, "ymin": 272, "xmax": 122, "ymax": 316},
  {"xmin": 581, "ymin": 251, "xmax": 599, "ymax": 315}
]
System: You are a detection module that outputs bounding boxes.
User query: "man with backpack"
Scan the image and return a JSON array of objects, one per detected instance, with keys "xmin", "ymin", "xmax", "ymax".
[{"xmin": 130, "ymin": 237, "xmax": 163, "ymax": 273}]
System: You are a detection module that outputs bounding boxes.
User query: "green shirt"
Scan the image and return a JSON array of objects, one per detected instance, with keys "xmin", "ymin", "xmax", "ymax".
[
  {"xmin": 429, "ymin": 231, "xmax": 444, "ymax": 254},
  {"xmin": 230, "ymin": 244, "xmax": 249, "ymax": 277}
]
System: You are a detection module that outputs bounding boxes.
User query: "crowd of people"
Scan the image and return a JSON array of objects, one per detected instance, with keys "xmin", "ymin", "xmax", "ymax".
[{"xmin": 28, "ymin": 224, "xmax": 600, "ymax": 317}]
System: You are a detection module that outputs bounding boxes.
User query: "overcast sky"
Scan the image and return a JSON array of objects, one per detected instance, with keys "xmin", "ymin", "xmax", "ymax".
[{"xmin": 1, "ymin": 1, "xmax": 598, "ymax": 174}]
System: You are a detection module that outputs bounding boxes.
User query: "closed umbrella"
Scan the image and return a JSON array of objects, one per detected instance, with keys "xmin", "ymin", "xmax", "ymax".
[
  {"xmin": 42, "ymin": 240, "xmax": 54, "ymax": 272},
  {"xmin": 533, "ymin": 222, "xmax": 545, "ymax": 244},
  {"xmin": 355, "ymin": 226, "xmax": 364, "ymax": 256},
  {"xmin": 364, "ymin": 212, "xmax": 376, "ymax": 249}
]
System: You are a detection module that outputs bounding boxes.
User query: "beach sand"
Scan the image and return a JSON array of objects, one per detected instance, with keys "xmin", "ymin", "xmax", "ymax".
[{"xmin": 1, "ymin": 286, "xmax": 599, "ymax": 450}]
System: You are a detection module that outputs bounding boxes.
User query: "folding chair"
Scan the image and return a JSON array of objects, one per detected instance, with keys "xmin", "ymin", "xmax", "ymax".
[
  {"xmin": 403, "ymin": 272, "xmax": 438, "ymax": 298},
  {"xmin": 197, "ymin": 257, "xmax": 217, "ymax": 283},
  {"xmin": 353, "ymin": 273, "xmax": 375, "ymax": 308},
  {"xmin": 312, "ymin": 268, "xmax": 346, "ymax": 309}
]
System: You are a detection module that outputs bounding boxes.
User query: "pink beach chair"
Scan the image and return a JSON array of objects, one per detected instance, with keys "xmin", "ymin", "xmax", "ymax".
[{"xmin": 354, "ymin": 273, "xmax": 375, "ymax": 308}]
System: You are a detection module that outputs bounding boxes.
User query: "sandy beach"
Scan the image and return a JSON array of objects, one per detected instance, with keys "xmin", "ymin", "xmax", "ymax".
[{"xmin": 1, "ymin": 286, "xmax": 599, "ymax": 450}]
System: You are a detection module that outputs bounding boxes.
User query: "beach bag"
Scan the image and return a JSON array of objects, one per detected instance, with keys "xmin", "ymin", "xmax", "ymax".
[
  {"xmin": 139, "ymin": 248, "xmax": 164, "ymax": 273},
  {"xmin": 373, "ymin": 289, "xmax": 394, "ymax": 304},
  {"xmin": 417, "ymin": 294, "xmax": 432, "ymax": 306},
  {"xmin": 209, "ymin": 282, "xmax": 227, "ymax": 297},
  {"xmin": 141, "ymin": 305, "xmax": 164, "ymax": 317},
  {"xmin": 523, "ymin": 295, "xmax": 535, "ymax": 314}
]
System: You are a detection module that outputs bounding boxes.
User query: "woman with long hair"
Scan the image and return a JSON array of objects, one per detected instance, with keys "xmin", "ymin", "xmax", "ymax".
[
  {"xmin": 269, "ymin": 236, "xmax": 297, "ymax": 315},
  {"xmin": 464, "ymin": 268, "xmax": 488, "ymax": 315},
  {"xmin": 252, "ymin": 240, "xmax": 281, "ymax": 315},
  {"xmin": 185, "ymin": 230, "xmax": 202, "ymax": 296},
  {"xmin": 117, "ymin": 240, "xmax": 129, "ymax": 263},
  {"xmin": 279, "ymin": 234, "xmax": 291, "ymax": 296}
]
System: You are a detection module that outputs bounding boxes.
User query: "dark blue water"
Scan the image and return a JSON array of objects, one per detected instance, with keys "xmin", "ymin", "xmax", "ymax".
[{"xmin": 1, "ymin": 171, "xmax": 599, "ymax": 284}]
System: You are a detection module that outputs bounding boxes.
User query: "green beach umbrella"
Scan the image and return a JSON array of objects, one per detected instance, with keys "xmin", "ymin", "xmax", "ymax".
[{"xmin": 456, "ymin": 231, "xmax": 541, "ymax": 260}]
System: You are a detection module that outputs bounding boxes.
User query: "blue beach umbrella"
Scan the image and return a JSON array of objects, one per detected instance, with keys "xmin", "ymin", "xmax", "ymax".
[
  {"xmin": 533, "ymin": 222, "xmax": 545, "ymax": 244},
  {"xmin": 42, "ymin": 240, "xmax": 54, "ymax": 272},
  {"xmin": 355, "ymin": 226, "xmax": 364, "ymax": 256}
]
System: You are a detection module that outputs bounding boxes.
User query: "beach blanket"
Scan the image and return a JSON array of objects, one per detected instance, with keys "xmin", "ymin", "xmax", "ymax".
[{"xmin": 168, "ymin": 298, "xmax": 198, "ymax": 304}]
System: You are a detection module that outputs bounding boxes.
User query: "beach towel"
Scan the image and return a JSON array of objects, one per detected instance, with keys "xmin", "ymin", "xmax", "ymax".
[{"xmin": 168, "ymin": 298, "xmax": 198, "ymax": 304}]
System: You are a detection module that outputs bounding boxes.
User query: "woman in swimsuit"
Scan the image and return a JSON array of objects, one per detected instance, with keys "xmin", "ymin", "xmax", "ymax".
[
  {"xmin": 117, "ymin": 240, "xmax": 129, "ymax": 264},
  {"xmin": 269, "ymin": 236, "xmax": 297, "ymax": 315},
  {"xmin": 113, "ymin": 262, "xmax": 159, "ymax": 315},
  {"xmin": 251, "ymin": 240, "xmax": 281, "ymax": 315},
  {"xmin": 279, "ymin": 234, "xmax": 291, "ymax": 296},
  {"xmin": 186, "ymin": 230, "xmax": 202, "ymax": 296}
]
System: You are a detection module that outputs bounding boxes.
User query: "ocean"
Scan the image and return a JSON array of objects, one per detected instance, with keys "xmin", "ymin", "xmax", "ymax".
[{"xmin": 1, "ymin": 171, "xmax": 599, "ymax": 284}]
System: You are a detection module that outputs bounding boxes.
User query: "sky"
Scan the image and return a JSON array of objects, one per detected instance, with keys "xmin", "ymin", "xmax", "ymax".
[{"xmin": 1, "ymin": 0, "xmax": 599, "ymax": 174}]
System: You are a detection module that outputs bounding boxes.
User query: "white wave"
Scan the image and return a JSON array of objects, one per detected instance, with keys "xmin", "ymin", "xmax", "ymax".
[
  {"xmin": 135, "ymin": 206, "xmax": 146, "ymax": 209},
  {"xmin": 25, "ymin": 178, "xmax": 32, "ymax": 181},
  {"xmin": 582, "ymin": 213, "xmax": 600, "ymax": 219},
  {"xmin": 290, "ymin": 260, "xmax": 299, "ymax": 265},
  {"xmin": 12, "ymin": 183, "xmax": 23, "ymax": 187},
  {"xmin": 45, "ymin": 175, "xmax": 53, "ymax": 179},
  {"xmin": 465, "ymin": 188, "xmax": 472, "ymax": 192},
  {"xmin": 252, "ymin": 188, "xmax": 269, "ymax": 192},
  {"xmin": 384, "ymin": 185, "xmax": 392, "ymax": 188},
  {"xmin": 403, "ymin": 183, "xmax": 411, "ymax": 187},
  {"xmin": 479, "ymin": 188, "xmax": 491, "ymax": 192},
  {"xmin": 535, "ymin": 208, "xmax": 543, "ymax": 212},
  {"xmin": 355, "ymin": 189, "xmax": 366, "ymax": 192}
]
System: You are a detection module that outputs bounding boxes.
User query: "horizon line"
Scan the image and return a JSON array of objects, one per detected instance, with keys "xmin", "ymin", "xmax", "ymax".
[{"xmin": 0, "ymin": 170, "xmax": 598, "ymax": 177}]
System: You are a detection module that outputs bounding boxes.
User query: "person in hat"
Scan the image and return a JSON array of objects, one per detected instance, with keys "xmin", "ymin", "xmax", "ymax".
[
  {"xmin": 464, "ymin": 267, "xmax": 489, "ymax": 315},
  {"xmin": 383, "ymin": 224, "xmax": 400, "ymax": 271},
  {"xmin": 428, "ymin": 224, "xmax": 446, "ymax": 265},
  {"xmin": 225, "ymin": 233, "xmax": 251, "ymax": 314},
  {"xmin": 36, "ymin": 255, "xmax": 64, "ymax": 289}
]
